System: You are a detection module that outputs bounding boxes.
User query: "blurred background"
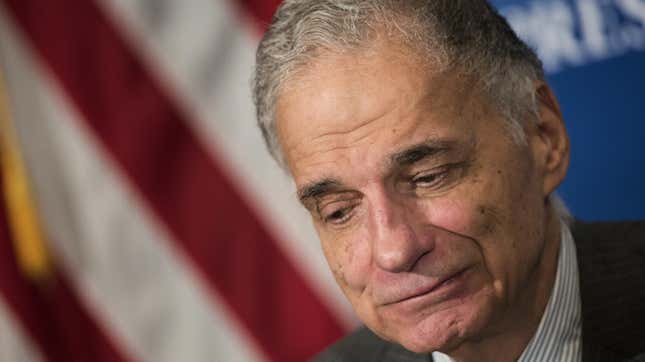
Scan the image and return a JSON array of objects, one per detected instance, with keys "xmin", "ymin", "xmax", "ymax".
[{"xmin": 0, "ymin": 0, "xmax": 642, "ymax": 361}]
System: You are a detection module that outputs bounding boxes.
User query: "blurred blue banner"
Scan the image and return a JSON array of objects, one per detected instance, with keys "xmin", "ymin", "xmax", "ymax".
[{"xmin": 492, "ymin": 0, "xmax": 645, "ymax": 221}]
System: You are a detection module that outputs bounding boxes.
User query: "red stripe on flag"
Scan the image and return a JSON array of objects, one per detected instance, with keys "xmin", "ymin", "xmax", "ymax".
[
  {"xmin": 1, "ymin": 0, "xmax": 345, "ymax": 360},
  {"xmin": 234, "ymin": 0, "xmax": 283, "ymax": 30},
  {"xmin": 0, "ymin": 168, "xmax": 131, "ymax": 362}
]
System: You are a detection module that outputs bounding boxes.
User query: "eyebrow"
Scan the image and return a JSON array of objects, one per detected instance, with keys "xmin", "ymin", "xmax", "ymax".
[
  {"xmin": 296, "ymin": 139, "xmax": 460, "ymax": 206},
  {"xmin": 389, "ymin": 139, "xmax": 456, "ymax": 167},
  {"xmin": 298, "ymin": 178, "xmax": 344, "ymax": 206}
]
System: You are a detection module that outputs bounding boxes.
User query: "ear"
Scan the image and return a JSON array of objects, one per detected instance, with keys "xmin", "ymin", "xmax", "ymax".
[{"xmin": 528, "ymin": 83, "xmax": 570, "ymax": 197}]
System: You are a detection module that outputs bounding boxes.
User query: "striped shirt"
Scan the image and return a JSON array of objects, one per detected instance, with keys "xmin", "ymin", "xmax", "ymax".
[{"xmin": 433, "ymin": 222, "xmax": 582, "ymax": 362}]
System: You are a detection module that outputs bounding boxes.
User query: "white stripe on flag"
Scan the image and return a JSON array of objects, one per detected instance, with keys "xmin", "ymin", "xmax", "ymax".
[
  {"xmin": 96, "ymin": 0, "xmax": 357, "ymax": 326},
  {"xmin": 0, "ymin": 296, "xmax": 45, "ymax": 362},
  {"xmin": 0, "ymin": 5, "xmax": 267, "ymax": 362}
]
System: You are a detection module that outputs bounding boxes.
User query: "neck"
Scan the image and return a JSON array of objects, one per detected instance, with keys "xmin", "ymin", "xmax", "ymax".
[{"xmin": 449, "ymin": 209, "xmax": 563, "ymax": 362}]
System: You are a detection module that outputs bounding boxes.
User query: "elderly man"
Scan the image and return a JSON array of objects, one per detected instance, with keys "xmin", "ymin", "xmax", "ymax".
[{"xmin": 252, "ymin": 1, "xmax": 645, "ymax": 361}]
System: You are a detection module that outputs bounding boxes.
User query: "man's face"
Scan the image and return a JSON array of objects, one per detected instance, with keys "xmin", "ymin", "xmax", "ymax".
[{"xmin": 276, "ymin": 41, "xmax": 558, "ymax": 353}]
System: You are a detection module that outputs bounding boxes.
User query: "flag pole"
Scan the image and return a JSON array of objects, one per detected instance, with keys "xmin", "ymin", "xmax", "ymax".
[{"xmin": 0, "ymin": 65, "xmax": 51, "ymax": 282}]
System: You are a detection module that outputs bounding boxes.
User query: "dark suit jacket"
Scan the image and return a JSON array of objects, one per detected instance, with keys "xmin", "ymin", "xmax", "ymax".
[{"xmin": 313, "ymin": 221, "xmax": 645, "ymax": 362}]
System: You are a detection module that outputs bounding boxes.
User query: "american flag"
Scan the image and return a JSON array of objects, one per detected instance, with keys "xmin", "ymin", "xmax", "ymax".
[{"xmin": 0, "ymin": 1, "xmax": 356, "ymax": 361}]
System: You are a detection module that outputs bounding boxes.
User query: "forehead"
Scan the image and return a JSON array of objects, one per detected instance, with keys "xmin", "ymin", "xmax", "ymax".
[
  {"xmin": 275, "ymin": 41, "xmax": 484, "ymax": 183},
  {"xmin": 277, "ymin": 43, "xmax": 444, "ymax": 130}
]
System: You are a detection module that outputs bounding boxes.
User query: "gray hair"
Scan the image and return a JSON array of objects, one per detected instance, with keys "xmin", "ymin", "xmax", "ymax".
[{"xmin": 253, "ymin": 0, "xmax": 545, "ymax": 167}]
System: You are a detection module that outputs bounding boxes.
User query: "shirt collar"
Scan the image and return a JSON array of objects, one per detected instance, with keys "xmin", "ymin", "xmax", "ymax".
[{"xmin": 518, "ymin": 221, "xmax": 582, "ymax": 361}]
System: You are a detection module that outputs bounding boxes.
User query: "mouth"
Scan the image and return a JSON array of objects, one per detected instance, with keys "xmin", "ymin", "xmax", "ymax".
[{"xmin": 385, "ymin": 267, "xmax": 471, "ymax": 306}]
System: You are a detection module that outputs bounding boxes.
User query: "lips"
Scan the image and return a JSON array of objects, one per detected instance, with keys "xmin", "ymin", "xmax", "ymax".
[{"xmin": 381, "ymin": 267, "xmax": 470, "ymax": 306}]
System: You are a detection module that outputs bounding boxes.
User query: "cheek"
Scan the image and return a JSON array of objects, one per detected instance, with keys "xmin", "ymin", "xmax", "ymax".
[
  {"xmin": 417, "ymin": 194, "xmax": 511, "ymax": 287},
  {"xmin": 320, "ymin": 232, "xmax": 372, "ymax": 295},
  {"xmin": 420, "ymin": 196, "xmax": 500, "ymax": 240},
  {"xmin": 419, "ymin": 162, "xmax": 522, "ymax": 243}
]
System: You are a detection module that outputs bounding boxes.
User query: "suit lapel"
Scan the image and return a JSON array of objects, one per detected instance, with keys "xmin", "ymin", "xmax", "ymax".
[{"xmin": 572, "ymin": 221, "xmax": 645, "ymax": 362}]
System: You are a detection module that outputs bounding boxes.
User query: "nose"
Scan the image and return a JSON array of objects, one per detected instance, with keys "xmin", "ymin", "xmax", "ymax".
[{"xmin": 369, "ymin": 191, "xmax": 433, "ymax": 273}]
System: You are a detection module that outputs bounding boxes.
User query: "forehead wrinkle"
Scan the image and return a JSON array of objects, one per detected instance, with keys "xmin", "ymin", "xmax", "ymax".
[
  {"xmin": 311, "ymin": 104, "xmax": 395, "ymax": 141},
  {"xmin": 290, "ymin": 107, "xmax": 402, "ymax": 172},
  {"xmin": 279, "ymin": 86, "xmax": 400, "ymax": 171}
]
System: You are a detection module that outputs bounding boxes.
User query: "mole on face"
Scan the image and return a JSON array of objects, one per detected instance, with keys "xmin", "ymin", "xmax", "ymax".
[{"xmin": 476, "ymin": 204, "xmax": 503, "ymax": 237}]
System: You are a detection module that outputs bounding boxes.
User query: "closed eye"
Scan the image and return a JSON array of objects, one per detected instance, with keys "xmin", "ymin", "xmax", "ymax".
[
  {"xmin": 411, "ymin": 168, "xmax": 449, "ymax": 189},
  {"xmin": 314, "ymin": 191, "xmax": 362, "ymax": 226},
  {"xmin": 323, "ymin": 206, "xmax": 356, "ymax": 224},
  {"xmin": 403, "ymin": 161, "xmax": 470, "ymax": 194}
]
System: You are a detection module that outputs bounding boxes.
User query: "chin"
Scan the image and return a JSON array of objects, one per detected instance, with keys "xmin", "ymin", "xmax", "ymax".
[{"xmin": 386, "ymin": 286, "xmax": 497, "ymax": 354}]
